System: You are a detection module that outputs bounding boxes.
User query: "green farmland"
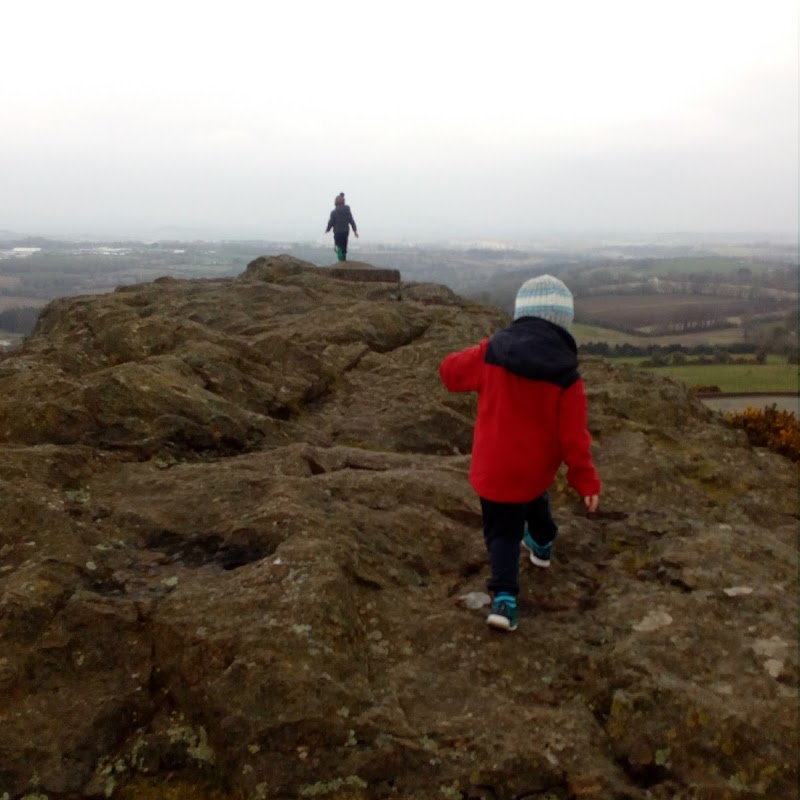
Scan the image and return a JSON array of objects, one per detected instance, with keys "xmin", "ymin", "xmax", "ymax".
[{"xmin": 613, "ymin": 359, "xmax": 799, "ymax": 393}]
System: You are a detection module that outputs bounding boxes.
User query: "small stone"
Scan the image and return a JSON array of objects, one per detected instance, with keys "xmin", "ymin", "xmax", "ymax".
[
  {"xmin": 723, "ymin": 586, "xmax": 753, "ymax": 596},
  {"xmin": 764, "ymin": 659, "xmax": 784, "ymax": 678},
  {"xmin": 633, "ymin": 610, "xmax": 673, "ymax": 632},
  {"xmin": 461, "ymin": 592, "xmax": 491, "ymax": 610},
  {"xmin": 752, "ymin": 636, "xmax": 788, "ymax": 660}
]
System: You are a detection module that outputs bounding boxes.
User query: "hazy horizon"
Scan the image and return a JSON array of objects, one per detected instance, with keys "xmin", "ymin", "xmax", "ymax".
[
  {"xmin": 2, "ymin": 0, "xmax": 797, "ymax": 243},
  {"xmin": 2, "ymin": 227, "xmax": 797, "ymax": 252}
]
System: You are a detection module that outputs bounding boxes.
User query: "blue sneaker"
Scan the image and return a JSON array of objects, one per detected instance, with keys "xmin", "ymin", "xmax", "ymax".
[
  {"xmin": 522, "ymin": 526, "xmax": 552, "ymax": 568},
  {"xmin": 486, "ymin": 594, "xmax": 518, "ymax": 632}
]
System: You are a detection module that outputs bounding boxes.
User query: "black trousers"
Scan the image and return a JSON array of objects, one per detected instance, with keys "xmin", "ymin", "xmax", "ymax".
[
  {"xmin": 479, "ymin": 492, "xmax": 558, "ymax": 597},
  {"xmin": 334, "ymin": 231, "xmax": 349, "ymax": 259}
]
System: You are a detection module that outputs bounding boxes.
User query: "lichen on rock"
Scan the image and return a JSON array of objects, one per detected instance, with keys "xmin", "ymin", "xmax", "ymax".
[{"xmin": 0, "ymin": 256, "xmax": 796, "ymax": 799}]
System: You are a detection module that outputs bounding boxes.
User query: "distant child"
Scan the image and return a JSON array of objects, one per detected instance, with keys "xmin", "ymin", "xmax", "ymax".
[
  {"xmin": 439, "ymin": 274, "xmax": 601, "ymax": 632},
  {"xmin": 325, "ymin": 192, "xmax": 358, "ymax": 261}
]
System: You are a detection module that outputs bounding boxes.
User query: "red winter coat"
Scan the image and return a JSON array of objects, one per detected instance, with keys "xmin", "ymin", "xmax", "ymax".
[{"xmin": 439, "ymin": 316, "xmax": 601, "ymax": 503}]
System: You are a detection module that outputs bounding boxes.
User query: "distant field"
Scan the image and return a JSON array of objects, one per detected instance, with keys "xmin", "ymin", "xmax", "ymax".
[
  {"xmin": 645, "ymin": 257, "xmax": 782, "ymax": 275},
  {"xmin": 572, "ymin": 322, "xmax": 746, "ymax": 346},
  {"xmin": 572, "ymin": 324, "xmax": 651, "ymax": 346},
  {"xmin": 575, "ymin": 293, "xmax": 759, "ymax": 331},
  {"xmin": 618, "ymin": 361, "xmax": 799, "ymax": 393}
]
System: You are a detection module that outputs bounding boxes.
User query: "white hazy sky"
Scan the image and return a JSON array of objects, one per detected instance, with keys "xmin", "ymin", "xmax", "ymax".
[{"xmin": 2, "ymin": 0, "xmax": 797, "ymax": 241}]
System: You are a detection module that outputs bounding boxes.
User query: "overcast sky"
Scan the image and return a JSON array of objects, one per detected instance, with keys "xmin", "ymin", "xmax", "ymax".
[{"xmin": 2, "ymin": 0, "xmax": 797, "ymax": 242}]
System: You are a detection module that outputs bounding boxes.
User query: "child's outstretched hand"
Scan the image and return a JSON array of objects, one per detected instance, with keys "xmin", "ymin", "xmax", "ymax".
[{"xmin": 583, "ymin": 495, "xmax": 599, "ymax": 513}]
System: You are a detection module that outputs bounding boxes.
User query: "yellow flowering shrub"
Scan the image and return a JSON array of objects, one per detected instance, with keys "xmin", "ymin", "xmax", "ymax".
[{"xmin": 726, "ymin": 404, "xmax": 800, "ymax": 462}]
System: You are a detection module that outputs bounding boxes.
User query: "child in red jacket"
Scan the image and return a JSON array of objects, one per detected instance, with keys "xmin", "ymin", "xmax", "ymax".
[{"xmin": 439, "ymin": 274, "xmax": 601, "ymax": 632}]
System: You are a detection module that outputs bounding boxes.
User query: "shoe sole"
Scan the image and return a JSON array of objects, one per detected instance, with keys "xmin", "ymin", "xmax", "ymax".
[
  {"xmin": 486, "ymin": 613, "xmax": 518, "ymax": 632},
  {"xmin": 522, "ymin": 540, "xmax": 551, "ymax": 568}
]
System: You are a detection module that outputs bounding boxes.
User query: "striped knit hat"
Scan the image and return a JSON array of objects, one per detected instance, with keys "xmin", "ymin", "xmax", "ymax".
[{"xmin": 513, "ymin": 274, "xmax": 574, "ymax": 330}]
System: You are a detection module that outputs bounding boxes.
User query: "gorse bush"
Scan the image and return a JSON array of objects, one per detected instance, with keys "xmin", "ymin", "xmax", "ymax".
[{"xmin": 726, "ymin": 404, "xmax": 800, "ymax": 462}]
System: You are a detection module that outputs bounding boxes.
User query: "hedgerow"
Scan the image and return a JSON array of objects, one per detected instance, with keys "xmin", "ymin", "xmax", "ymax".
[{"xmin": 726, "ymin": 404, "xmax": 800, "ymax": 462}]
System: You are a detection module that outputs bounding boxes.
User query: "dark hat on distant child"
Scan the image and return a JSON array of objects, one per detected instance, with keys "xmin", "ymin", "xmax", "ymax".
[{"xmin": 513, "ymin": 274, "xmax": 574, "ymax": 331}]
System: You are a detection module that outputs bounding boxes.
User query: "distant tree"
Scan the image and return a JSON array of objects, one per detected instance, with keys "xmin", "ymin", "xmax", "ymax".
[
  {"xmin": 578, "ymin": 341, "xmax": 611, "ymax": 357},
  {"xmin": 712, "ymin": 348, "xmax": 731, "ymax": 365},
  {"xmin": 770, "ymin": 325, "xmax": 787, "ymax": 341}
]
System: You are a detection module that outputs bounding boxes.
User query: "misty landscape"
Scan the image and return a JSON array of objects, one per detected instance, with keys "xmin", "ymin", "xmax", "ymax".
[
  {"xmin": 1, "ymin": 0, "xmax": 798, "ymax": 797},
  {"xmin": 1, "ymin": 230, "xmax": 798, "ymax": 420},
  {"xmin": 2, "ymin": 233, "xmax": 797, "ymax": 390}
]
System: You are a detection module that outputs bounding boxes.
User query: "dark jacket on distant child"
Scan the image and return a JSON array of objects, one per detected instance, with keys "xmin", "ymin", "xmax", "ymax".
[{"xmin": 326, "ymin": 204, "xmax": 357, "ymax": 237}]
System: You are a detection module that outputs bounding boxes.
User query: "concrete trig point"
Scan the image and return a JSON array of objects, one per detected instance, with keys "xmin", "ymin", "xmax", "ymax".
[{"xmin": 243, "ymin": 255, "xmax": 401, "ymax": 284}]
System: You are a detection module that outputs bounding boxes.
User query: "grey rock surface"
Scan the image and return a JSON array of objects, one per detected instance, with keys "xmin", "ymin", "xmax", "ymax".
[{"xmin": 0, "ymin": 256, "xmax": 796, "ymax": 799}]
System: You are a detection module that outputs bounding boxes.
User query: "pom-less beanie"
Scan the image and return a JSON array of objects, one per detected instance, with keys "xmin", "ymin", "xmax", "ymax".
[{"xmin": 513, "ymin": 274, "xmax": 574, "ymax": 330}]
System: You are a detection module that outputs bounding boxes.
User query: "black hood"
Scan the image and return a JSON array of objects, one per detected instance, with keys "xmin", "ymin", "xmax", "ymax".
[{"xmin": 485, "ymin": 316, "xmax": 579, "ymax": 388}]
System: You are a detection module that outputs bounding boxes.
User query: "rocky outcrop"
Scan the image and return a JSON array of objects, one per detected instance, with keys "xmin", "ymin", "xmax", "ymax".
[{"xmin": 0, "ymin": 256, "xmax": 796, "ymax": 799}]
